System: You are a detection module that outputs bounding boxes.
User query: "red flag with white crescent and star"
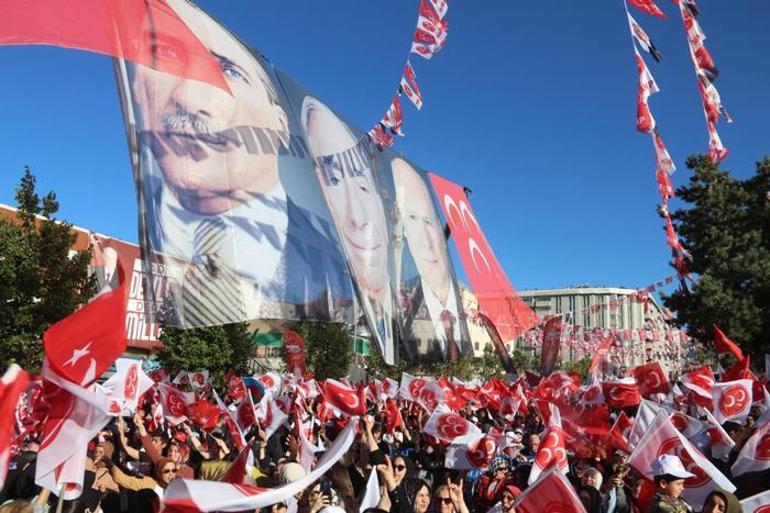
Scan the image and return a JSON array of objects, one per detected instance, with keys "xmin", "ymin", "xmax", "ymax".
[{"xmin": 43, "ymin": 264, "xmax": 128, "ymax": 387}]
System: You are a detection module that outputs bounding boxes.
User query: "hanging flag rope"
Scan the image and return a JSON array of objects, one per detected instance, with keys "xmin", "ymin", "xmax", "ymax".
[
  {"xmin": 675, "ymin": 0, "xmax": 732, "ymax": 164},
  {"xmin": 621, "ymin": 0, "xmax": 693, "ymax": 285},
  {"xmin": 367, "ymin": 0, "xmax": 449, "ymax": 146}
]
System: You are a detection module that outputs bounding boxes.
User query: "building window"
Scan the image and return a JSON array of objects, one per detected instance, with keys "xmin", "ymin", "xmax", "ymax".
[{"xmin": 474, "ymin": 341, "xmax": 480, "ymax": 350}]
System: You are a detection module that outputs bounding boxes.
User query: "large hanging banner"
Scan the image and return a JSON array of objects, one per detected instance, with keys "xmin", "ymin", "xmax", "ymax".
[
  {"xmin": 429, "ymin": 173, "xmax": 538, "ymax": 341},
  {"xmin": 113, "ymin": 0, "xmax": 463, "ymax": 365}
]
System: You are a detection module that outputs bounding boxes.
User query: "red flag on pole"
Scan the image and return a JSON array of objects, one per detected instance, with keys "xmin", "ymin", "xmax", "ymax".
[
  {"xmin": 0, "ymin": 0, "xmax": 229, "ymax": 93},
  {"xmin": 712, "ymin": 325, "xmax": 745, "ymax": 360},
  {"xmin": 628, "ymin": 0, "xmax": 667, "ymax": 20},
  {"xmin": 43, "ymin": 265, "xmax": 128, "ymax": 386}
]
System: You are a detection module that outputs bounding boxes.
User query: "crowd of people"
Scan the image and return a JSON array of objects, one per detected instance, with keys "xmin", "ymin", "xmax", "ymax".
[{"xmin": 0, "ymin": 360, "xmax": 768, "ymax": 513}]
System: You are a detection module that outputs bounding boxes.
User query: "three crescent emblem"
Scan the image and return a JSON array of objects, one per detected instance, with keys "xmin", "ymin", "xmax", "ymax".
[{"xmin": 719, "ymin": 384, "xmax": 749, "ymax": 418}]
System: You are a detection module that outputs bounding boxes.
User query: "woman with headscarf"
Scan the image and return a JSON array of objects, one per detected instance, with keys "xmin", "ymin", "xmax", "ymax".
[
  {"xmin": 473, "ymin": 457, "xmax": 515, "ymax": 513},
  {"xmin": 699, "ymin": 490, "xmax": 742, "ymax": 513}
]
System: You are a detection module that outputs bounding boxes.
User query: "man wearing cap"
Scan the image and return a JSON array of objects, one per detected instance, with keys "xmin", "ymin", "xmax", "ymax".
[{"xmin": 648, "ymin": 454, "xmax": 695, "ymax": 513}]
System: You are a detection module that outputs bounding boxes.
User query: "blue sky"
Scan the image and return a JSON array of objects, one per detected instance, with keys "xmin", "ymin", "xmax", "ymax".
[{"xmin": 0, "ymin": 1, "xmax": 768, "ymax": 293}]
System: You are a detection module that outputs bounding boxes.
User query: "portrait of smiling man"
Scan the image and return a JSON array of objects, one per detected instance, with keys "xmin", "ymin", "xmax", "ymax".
[
  {"xmin": 392, "ymin": 157, "xmax": 467, "ymax": 360},
  {"xmin": 120, "ymin": 0, "xmax": 350, "ymax": 326},
  {"xmin": 300, "ymin": 95, "xmax": 396, "ymax": 365}
]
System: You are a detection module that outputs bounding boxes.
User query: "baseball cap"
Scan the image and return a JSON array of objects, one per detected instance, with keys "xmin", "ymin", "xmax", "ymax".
[{"xmin": 651, "ymin": 454, "xmax": 696, "ymax": 479}]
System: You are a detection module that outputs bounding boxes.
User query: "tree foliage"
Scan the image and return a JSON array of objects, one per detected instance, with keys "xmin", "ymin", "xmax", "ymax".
[
  {"xmin": 299, "ymin": 321, "xmax": 354, "ymax": 381},
  {"xmin": 663, "ymin": 155, "xmax": 770, "ymax": 360},
  {"xmin": 0, "ymin": 167, "xmax": 95, "ymax": 373},
  {"xmin": 156, "ymin": 322, "xmax": 254, "ymax": 388}
]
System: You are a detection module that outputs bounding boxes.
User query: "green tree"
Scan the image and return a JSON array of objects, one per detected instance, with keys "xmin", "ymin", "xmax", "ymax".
[
  {"xmin": 300, "ymin": 321, "xmax": 353, "ymax": 380},
  {"xmin": 156, "ymin": 322, "xmax": 253, "ymax": 388},
  {"xmin": 663, "ymin": 155, "xmax": 770, "ymax": 360},
  {"xmin": 0, "ymin": 167, "xmax": 95, "ymax": 372}
]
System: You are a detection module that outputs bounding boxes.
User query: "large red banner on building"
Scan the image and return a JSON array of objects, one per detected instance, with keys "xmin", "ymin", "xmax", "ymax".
[{"xmin": 428, "ymin": 174, "xmax": 538, "ymax": 341}]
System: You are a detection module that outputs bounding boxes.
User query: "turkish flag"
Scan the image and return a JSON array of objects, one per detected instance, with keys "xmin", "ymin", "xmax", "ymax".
[
  {"xmin": 632, "ymin": 361, "xmax": 671, "ymax": 397},
  {"xmin": 186, "ymin": 399, "xmax": 220, "ymax": 431},
  {"xmin": 1, "ymin": 365, "xmax": 30, "ymax": 484},
  {"xmin": 713, "ymin": 325, "xmax": 745, "ymax": 360},
  {"xmin": 0, "ymin": 0, "xmax": 229, "ymax": 93},
  {"xmin": 516, "ymin": 468, "xmax": 587, "ymax": 513},
  {"xmin": 321, "ymin": 379, "xmax": 366, "ymax": 417},
  {"xmin": 383, "ymin": 399, "xmax": 404, "ymax": 435},
  {"xmin": 602, "ymin": 379, "xmax": 642, "ymax": 409},
  {"xmin": 608, "ymin": 411, "xmax": 634, "ymax": 452},
  {"xmin": 429, "ymin": 174, "xmax": 539, "ymax": 340},
  {"xmin": 628, "ymin": 0, "xmax": 667, "ymax": 19},
  {"xmin": 712, "ymin": 379, "xmax": 753, "ymax": 424},
  {"xmin": 43, "ymin": 264, "xmax": 127, "ymax": 386}
]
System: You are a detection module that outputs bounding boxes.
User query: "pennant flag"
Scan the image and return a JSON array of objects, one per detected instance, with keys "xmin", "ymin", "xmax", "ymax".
[
  {"xmin": 629, "ymin": 413, "xmax": 736, "ymax": 506},
  {"xmin": 411, "ymin": 41, "xmax": 437, "ymax": 60},
  {"xmin": 628, "ymin": 0, "xmax": 667, "ymax": 20},
  {"xmin": 652, "ymin": 129, "xmax": 676, "ymax": 174},
  {"xmin": 429, "ymin": 174, "xmax": 538, "ymax": 340},
  {"xmin": 423, "ymin": 404, "xmax": 481, "ymax": 444},
  {"xmin": 43, "ymin": 264, "xmax": 128, "ymax": 386},
  {"xmin": 163, "ymin": 421, "xmax": 356, "ymax": 513},
  {"xmin": 381, "ymin": 94, "xmax": 405, "ymax": 136},
  {"xmin": 1, "ymin": 365, "xmax": 30, "ymax": 484},
  {"xmin": 400, "ymin": 61, "xmax": 423, "ymax": 110},
  {"xmin": 632, "ymin": 361, "xmax": 671, "ymax": 397},
  {"xmin": 416, "ymin": 15, "xmax": 447, "ymax": 47},
  {"xmin": 741, "ymin": 490, "xmax": 770, "ymax": 513},
  {"xmin": 731, "ymin": 420, "xmax": 770, "ymax": 476},
  {"xmin": 102, "ymin": 358, "xmax": 154, "ymax": 415},
  {"xmin": 627, "ymin": 12, "xmax": 663, "ymax": 61},
  {"xmin": 713, "ymin": 325, "xmax": 744, "ymax": 360},
  {"xmin": 322, "ymin": 379, "xmax": 366, "ymax": 417},
  {"xmin": 515, "ymin": 468, "xmax": 587, "ymax": 513},
  {"xmin": 635, "ymin": 51, "xmax": 660, "ymax": 133},
  {"xmin": 0, "ymin": 0, "xmax": 229, "ymax": 93},
  {"xmin": 368, "ymin": 123, "xmax": 395, "ymax": 147},
  {"xmin": 426, "ymin": 0, "xmax": 448, "ymax": 20},
  {"xmin": 712, "ymin": 379, "xmax": 753, "ymax": 424}
]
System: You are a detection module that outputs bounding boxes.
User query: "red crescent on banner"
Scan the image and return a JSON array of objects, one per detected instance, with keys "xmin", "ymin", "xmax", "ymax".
[
  {"xmin": 719, "ymin": 384, "xmax": 749, "ymax": 418},
  {"xmin": 408, "ymin": 378, "xmax": 428, "ymax": 400},
  {"xmin": 124, "ymin": 364, "xmax": 139, "ymax": 401},
  {"xmin": 436, "ymin": 413, "xmax": 469, "ymax": 439}
]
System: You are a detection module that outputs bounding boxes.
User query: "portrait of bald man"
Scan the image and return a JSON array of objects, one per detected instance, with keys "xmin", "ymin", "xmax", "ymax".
[
  {"xmin": 300, "ymin": 95, "xmax": 397, "ymax": 365},
  {"xmin": 392, "ymin": 158, "xmax": 469, "ymax": 360},
  {"xmin": 121, "ymin": 0, "xmax": 349, "ymax": 326}
]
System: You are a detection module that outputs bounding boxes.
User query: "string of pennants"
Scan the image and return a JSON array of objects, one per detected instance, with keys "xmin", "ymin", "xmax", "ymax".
[
  {"xmin": 367, "ymin": 0, "xmax": 449, "ymax": 146},
  {"xmin": 623, "ymin": 0, "xmax": 731, "ymax": 286}
]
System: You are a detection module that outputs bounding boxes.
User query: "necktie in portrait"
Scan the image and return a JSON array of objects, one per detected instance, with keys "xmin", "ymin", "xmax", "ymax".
[{"xmin": 180, "ymin": 217, "xmax": 247, "ymax": 326}]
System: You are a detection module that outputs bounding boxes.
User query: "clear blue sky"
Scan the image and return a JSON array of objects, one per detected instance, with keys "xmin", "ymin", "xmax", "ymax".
[{"xmin": 0, "ymin": 1, "xmax": 768, "ymax": 293}]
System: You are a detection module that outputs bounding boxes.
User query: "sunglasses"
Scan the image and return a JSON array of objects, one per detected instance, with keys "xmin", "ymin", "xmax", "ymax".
[
  {"xmin": 437, "ymin": 498, "xmax": 453, "ymax": 505},
  {"xmin": 394, "ymin": 464, "xmax": 407, "ymax": 471},
  {"xmin": 162, "ymin": 468, "xmax": 178, "ymax": 474}
]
